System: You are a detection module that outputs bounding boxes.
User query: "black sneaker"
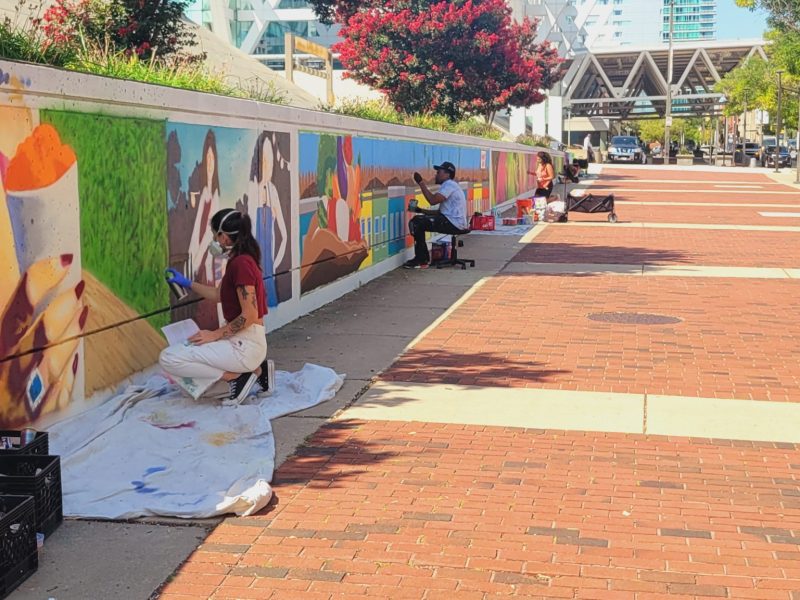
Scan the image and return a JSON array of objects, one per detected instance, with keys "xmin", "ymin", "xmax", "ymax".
[
  {"xmin": 223, "ymin": 372, "xmax": 257, "ymax": 406},
  {"xmin": 403, "ymin": 259, "xmax": 429, "ymax": 269},
  {"xmin": 257, "ymin": 359, "xmax": 275, "ymax": 394}
]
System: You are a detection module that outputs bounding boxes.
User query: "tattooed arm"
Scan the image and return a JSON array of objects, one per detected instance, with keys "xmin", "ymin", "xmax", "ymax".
[
  {"xmin": 219, "ymin": 285, "xmax": 261, "ymax": 338},
  {"xmin": 188, "ymin": 285, "xmax": 261, "ymax": 345}
]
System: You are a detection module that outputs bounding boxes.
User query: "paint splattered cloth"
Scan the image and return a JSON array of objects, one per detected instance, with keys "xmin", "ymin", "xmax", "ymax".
[{"xmin": 50, "ymin": 364, "xmax": 344, "ymax": 519}]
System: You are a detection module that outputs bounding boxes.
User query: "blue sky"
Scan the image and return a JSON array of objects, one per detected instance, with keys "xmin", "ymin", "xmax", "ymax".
[{"xmin": 716, "ymin": 0, "xmax": 769, "ymax": 40}]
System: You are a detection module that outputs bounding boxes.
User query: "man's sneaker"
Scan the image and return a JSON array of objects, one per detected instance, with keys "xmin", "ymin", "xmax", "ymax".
[
  {"xmin": 223, "ymin": 372, "xmax": 257, "ymax": 406},
  {"xmin": 403, "ymin": 259, "xmax": 429, "ymax": 269},
  {"xmin": 257, "ymin": 359, "xmax": 275, "ymax": 394}
]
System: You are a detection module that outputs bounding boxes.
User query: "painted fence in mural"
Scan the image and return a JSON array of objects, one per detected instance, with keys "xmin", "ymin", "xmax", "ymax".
[{"xmin": 0, "ymin": 60, "xmax": 557, "ymax": 429}]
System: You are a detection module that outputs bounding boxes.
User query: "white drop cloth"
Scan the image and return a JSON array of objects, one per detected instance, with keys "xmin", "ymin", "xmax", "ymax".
[{"xmin": 50, "ymin": 364, "xmax": 344, "ymax": 519}]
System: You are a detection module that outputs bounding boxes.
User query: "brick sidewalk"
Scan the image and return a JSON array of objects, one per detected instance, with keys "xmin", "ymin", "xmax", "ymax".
[
  {"xmin": 158, "ymin": 167, "xmax": 800, "ymax": 599},
  {"xmin": 162, "ymin": 421, "xmax": 800, "ymax": 600}
]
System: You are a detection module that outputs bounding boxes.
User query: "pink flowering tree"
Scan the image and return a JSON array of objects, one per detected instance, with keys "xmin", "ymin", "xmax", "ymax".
[{"xmin": 314, "ymin": 0, "xmax": 564, "ymax": 122}]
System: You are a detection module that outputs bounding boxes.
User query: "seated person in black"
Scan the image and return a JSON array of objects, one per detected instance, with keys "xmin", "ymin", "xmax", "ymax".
[{"xmin": 405, "ymin": 161, "xmax": 469, "ymax": 269}]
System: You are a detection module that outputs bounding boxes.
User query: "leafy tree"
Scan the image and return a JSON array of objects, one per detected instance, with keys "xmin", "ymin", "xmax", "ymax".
[
  {"xmin": 41, "ymin": 0, "xmax": 195, "ymax": 58},
  {"xmin": 735, "ymin": 0, "xmax": 800, "ymax": 34},
  {"xmin": 332, "ymin": 0, "xmax": 563, "ymax": 122},
  {"xmin": 715, "ymin": 56, "xmax": 773, "ymax": 116}
]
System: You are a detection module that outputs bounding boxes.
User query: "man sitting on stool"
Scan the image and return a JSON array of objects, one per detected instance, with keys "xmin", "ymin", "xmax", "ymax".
[{"xmin": 405, "ymin": 161, "xmax": 468, "ymax": 269}]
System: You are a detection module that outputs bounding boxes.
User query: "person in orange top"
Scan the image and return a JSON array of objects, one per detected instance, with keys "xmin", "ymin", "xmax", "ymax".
[{"xmin": 530, "ymin": 152, "xmax": 555, "ymax": 198}]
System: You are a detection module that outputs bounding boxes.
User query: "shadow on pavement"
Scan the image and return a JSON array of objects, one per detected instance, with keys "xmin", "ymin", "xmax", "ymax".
[{"xmin": 511, "ymin": 242, "xmax": 691, "ymax": 268}]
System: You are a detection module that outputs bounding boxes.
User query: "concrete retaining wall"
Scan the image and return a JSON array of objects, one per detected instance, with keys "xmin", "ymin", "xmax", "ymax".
[{"xmin": 0, "ymin": 59, "xmax": 563, "ymax": 428}]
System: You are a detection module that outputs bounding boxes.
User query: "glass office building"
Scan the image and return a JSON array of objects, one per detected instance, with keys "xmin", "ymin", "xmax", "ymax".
[
  {"xmin": 185, "ymin": 0, "xmax": 340, "ymax": 68},
  {"xmin": 662, "ymin": 0, "xmax": 716, "ymax": 42}
]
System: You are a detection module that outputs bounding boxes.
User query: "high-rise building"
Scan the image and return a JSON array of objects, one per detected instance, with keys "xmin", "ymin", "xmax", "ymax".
[{"xmin": 662, "ymin": 0, "xmax": 716, "ymax": 42}]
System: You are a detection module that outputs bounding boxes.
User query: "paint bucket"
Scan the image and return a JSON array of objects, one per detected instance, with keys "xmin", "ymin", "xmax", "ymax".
[{"xmin": 516, "ymin": 199, "xmax": 533, "ymax": 219}]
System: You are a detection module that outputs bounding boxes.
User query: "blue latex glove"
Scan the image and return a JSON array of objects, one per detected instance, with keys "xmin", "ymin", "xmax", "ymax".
[{"xmin": 165, "ymin": 268, "xmax": 191, "ymax": 289}]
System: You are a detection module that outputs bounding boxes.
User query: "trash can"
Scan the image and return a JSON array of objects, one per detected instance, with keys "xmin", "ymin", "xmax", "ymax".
[{"xmin": 749, "ymin": 157, "xmax": 757, "ymax": 168}]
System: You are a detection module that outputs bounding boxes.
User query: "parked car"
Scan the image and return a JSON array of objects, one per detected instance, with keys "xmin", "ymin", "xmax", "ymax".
[
  {"xmin": 607, "ymin": 136, "xmax": 646, "ymax": 163},
  {"xmin": 735, "ymin": 142, "xmax": 760, "ymax": 164},
  {"xmin": 763, "ymin": 146, "xmax": 791, "ymax": 168}
]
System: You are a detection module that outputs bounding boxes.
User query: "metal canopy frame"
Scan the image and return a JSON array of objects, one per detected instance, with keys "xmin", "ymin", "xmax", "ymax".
[{"xmin": 561, "ymin": 40, "xmax": 768, "ymax": 119}]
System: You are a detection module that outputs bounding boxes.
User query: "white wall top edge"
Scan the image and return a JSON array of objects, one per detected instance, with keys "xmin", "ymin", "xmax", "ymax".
[{"xmin": 0, "ymin": 58, "xmax": 561, "ymax": 156}]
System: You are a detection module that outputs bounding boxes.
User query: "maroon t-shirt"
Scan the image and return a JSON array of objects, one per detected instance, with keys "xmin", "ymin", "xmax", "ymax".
[{"xmin": 220, "ymin": 254, "xmax": 267, "ymax": 323}]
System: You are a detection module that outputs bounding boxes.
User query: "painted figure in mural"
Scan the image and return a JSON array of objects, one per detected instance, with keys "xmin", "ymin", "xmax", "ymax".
[
  {"xmin": 246, "ymin": 132, "xmax": 288, "ymax": 307},
  {"xmin": 161, "ymin": 209, "xmax": 273, "ymax": 406},
  {"xmin": 188, "ymin": 131, "xmax": 221, "ymax": 288},
  {"xmin": 0, "ymin": 123, "xmax": 86, "ymax": 427},
  {"xmin": 405, "ymin": 161, "xmax": 468, "ymax": 269},
  {"xmin": 531, "ymin": 152, "xmax": 555, "ymax": 198}
]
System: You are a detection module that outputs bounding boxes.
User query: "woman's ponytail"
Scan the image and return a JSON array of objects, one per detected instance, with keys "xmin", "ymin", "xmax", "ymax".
[{"xmin": 232, "ymin": 212, "xmax": 262, "ymax": 268}]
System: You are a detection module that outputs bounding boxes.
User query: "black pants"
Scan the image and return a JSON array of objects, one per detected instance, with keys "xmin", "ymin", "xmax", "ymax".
[
  {"xmin": 409, "ymin": 213, "xmax": 463, "ymax": 263},
  {"xmin": 535, "ymin": 182, "xmax": 553, "ymax": 198}
]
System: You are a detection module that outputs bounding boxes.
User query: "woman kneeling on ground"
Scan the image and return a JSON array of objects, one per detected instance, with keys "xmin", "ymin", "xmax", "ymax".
[{"xmin": 160, "ymin": 209, "xmax": 273, "ymax": 406}]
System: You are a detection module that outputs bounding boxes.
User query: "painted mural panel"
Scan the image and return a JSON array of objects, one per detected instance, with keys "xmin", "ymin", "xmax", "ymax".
[
  {"xmin": 492, "ymin": 149, "xmax": 567, "ymax": 204},
  {"xmin": 492, "ymin": 150, "xmax": 538, "ymax": 203},
  {"xmin": 40, "ymin": 110, "xmax": 169, "ymax": 400},
  {"xmin": 0, "ymin": 93, "xmax": 87, "ymax": 426},
  {"xmin": 166, "ymin": 124, "xmax": 292, "ymax": 329},
  {"xmin": 298, "ymin": 132, "xmax": 488, "ymax": 294}
]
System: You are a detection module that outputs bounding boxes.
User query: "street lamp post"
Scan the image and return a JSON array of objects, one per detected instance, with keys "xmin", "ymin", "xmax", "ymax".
[
  {"xmin": 796, "ymin": 99, "xmax": 800, "ymax": 183},
  {"xmin": 664, "ymin": 0, "xmax": 675, "ymax": 164},
  {"xmin": 775, "ymin": 70, "xmax": 784, "ymax": 173},
  {"xmin": 742, "ymin": 88, "xmax": 750, "ymax": 166}
]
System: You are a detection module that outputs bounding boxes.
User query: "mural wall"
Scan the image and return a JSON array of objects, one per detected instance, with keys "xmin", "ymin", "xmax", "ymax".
[
  {"xmin": 298, "ymin": 133, "xmax": 491, "ymax": 294},
  {"xmin": 0, "ymin": 60, "xmax": 559, "ymax": 429}
]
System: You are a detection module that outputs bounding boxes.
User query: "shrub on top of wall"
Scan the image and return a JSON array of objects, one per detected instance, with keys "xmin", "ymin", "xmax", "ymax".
[
  {"xmin": 325, "ymin": 99, "xmax": 504, "ymax": 141},
  {"xmin": 0, "ymin": 3, "xmax": 287, "ymax": 105}
]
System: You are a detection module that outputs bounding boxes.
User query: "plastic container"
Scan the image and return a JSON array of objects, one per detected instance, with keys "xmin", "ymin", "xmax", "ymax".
[
  {"xmin": 0, "ymin": 431, "xmax": 49, "ymax": 456},
  {"xmin": 0, "ymin": 495, "xmax": 38, "ymax": 599},
  {"xmin": 469, "ymin": 214, "xmax": 495, "ymax": 231},
  {"xmin": 0, "ymin": 456, "xmax": 63, "ymax": 537},
  {"xmin": 515, "ymin": 199, "xmax": 533, "ymax": 219}
]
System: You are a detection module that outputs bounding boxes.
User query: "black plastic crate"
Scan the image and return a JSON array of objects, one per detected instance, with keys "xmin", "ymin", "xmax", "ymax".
[
  {"xmin": 0, "ymin": 495, "xmax": 38, "ymax": 599},
  {"xmin": 0, "ymin": 431, "xmax": 49, "ymax": 456},
  {"xmin": 0, "ymin": 456, "xmax": 62, "ymax": 537}
]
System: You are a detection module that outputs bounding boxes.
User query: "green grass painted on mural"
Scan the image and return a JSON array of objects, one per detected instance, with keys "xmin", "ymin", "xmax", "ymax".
[{"xmin": 40, "ymin": 110, "xmax": 170, "ymax": 328}]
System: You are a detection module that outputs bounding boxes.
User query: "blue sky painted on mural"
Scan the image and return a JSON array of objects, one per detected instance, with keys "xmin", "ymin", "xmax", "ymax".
[
  {"xmin": 167, "ymin": 123, "xmax": 255, "ymax": 210},
  {"xmin": 299, "ymin": 132, "xmax": 482, "ymax": 183}
]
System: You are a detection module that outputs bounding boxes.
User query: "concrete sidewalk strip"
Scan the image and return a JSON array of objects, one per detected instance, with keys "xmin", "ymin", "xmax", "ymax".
[
  {"xmin": 342, "ymin": 381, "xmax": 645, "ymax": 433},
  {"xmin": 343, "ymin": 382, "xmax": 800, "ymax": 443},
  {"xmin": 504, "ymin": 262, "xmax": 794, "ymax": 278},
  {"xmin": 760, "ymin": 211, "xmax": 800, "ymax": 217},
  {"xmin": 642, "ymin": 264, "xmax": 790, "ymax": 278},
  {"xmin": 618, "ymin": 201, "xmax": 796, "ymax": 207},
  {"xmin": 589, "ymin": 187, "xmax": 798, "ymax": 195},
  {"xmin": 564, "ymin": 221, "xmax": 800, "ymax": 232},
  {"xmin": 647, "ymin": 395, "xmax": 800, "ymax": 442}
]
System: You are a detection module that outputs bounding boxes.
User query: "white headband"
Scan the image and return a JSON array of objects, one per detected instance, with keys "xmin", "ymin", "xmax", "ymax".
[{"xmin": 218, "ymin": 210, "xmax": 239, "ymax": 234}]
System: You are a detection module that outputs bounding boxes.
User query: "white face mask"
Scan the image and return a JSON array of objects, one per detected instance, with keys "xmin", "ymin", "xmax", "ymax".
[
  {"xmin": 208, "ymin": 211, "xmax": 237, "ymax": 258},
  {"xmin": 208, "ymin": 240, "xmax": 227, "ymax": 257}
]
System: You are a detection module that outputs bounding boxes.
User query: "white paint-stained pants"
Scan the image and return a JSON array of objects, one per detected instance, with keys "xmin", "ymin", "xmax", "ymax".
[{"xmin": 159, "ymin": 325, "xmax": 267, "ymax": 399}]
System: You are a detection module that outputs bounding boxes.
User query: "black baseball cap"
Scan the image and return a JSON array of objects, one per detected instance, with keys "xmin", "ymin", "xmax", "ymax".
[{"xmin": 433, "ymin": 161, "xmax": 456, "ymax": 177}]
